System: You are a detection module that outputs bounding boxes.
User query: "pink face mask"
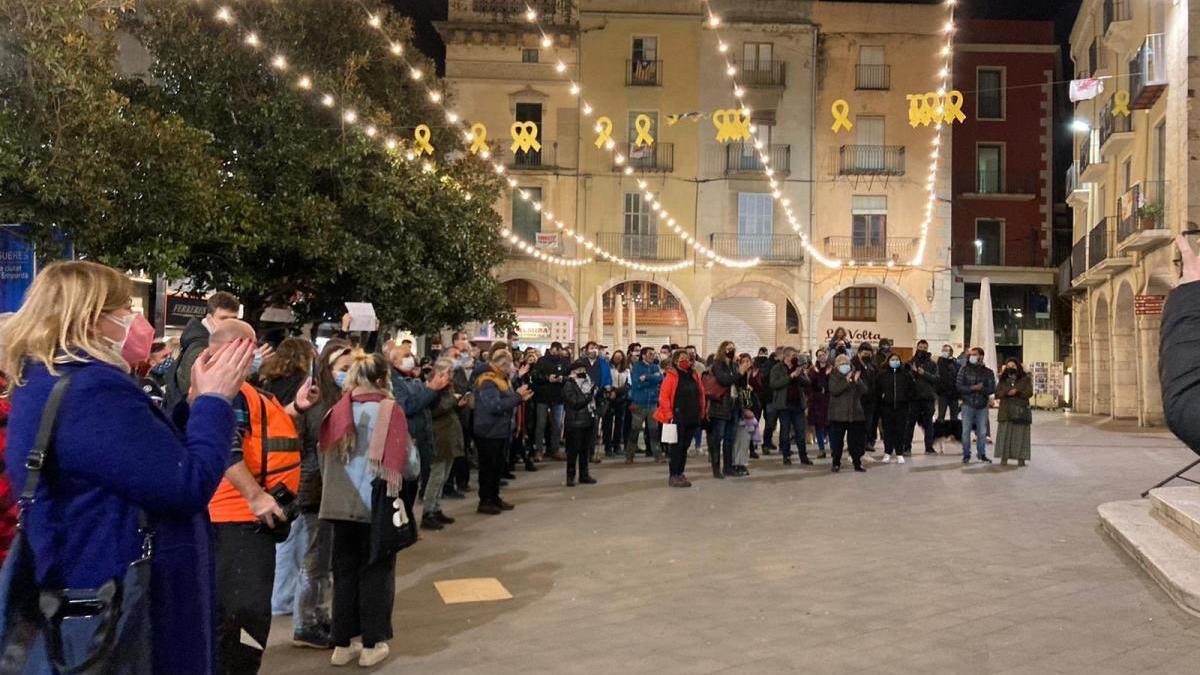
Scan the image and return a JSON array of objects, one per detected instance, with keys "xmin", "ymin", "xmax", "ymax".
[{"xmin": 106, "ymin": 313, "xmax": 156, "ymax": 368}]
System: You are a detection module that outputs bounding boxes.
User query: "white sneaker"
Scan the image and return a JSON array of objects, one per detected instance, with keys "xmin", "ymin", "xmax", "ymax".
[
  {"xmin": 359, "ymin": 643, "xmax": 390, "ymax": 667},
  {"xmin": 897, "ymin": 455, "xmax": 906, "ymax": 465},
  {"xmin": 881, "ymin": 454, "xmax": 891, "ymax": 463},
  {"xmin": 331, "ymin": 644, "xmax": 362, "ymax": 666}
]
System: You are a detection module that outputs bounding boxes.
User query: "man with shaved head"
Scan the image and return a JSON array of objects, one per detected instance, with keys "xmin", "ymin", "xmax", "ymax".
[{"xmin": 206, "ymin": 319, "xmax": 313, "ymax": 671}]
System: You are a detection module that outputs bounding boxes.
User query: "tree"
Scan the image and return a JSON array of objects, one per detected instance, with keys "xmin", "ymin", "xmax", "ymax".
[{"xmin": 0, "ymin": 0, "xmax": 516, "ymax": 332}]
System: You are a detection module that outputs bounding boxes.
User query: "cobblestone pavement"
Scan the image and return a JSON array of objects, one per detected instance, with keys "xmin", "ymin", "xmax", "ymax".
[{"xmin": 265, "ymin": 411, "xmax": 1200, "ymax": 674}]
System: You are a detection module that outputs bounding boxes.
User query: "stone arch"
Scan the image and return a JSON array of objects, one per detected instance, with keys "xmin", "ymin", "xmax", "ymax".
[
  {"xmin": 813, "ymin": 279, "xmax": 928, "ymax": 348},
  {"xmin": 496, "ymin": 270, "xmax": 578, "ymax": 318},
  {"xmin": 1072, "ymin": 299, "xmax": 1092, "ymax": 413},
  {"xmin": 1092, "ymin": 291, "xmax": 1112, "ymax": 416},
  {"xmin": 699, "ymin": 276, "xmax": 807, "ymax": 352},
  {"xmin": 1112, "ymin": 282, "xmax": 1138, "ymax": 419},
  {"xmin": 581, "ymin": 276, "xmax": 696, "ymax": 344}
]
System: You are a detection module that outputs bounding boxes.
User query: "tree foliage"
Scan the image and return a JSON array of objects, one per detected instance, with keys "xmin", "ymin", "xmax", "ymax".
[{"xmin": 0, "ymin": 0, "xmax": 515, "ymax": 332}]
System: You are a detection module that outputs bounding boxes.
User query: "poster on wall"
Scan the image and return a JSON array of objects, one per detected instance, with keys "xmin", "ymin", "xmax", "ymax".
[{"xmin": 0, "ymin": 226, "xmax": 35, "ymax": 313}]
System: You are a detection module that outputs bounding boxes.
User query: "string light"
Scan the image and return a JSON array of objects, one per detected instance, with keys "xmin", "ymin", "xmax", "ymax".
[{"xmin": 909, "ymin": 0, "xmax": 958, "ymax": 266}]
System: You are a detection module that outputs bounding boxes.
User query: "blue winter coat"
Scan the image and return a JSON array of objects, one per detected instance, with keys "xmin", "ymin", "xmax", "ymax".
[
  {"xmin": 586, "ymin": 356, "xmax": 613, "ymax": 390},
  {"xmin": 6, "ymin": 360, "xmax": 234, "ymax": 674},
  {"xmin": 629, "ymin": 360, "xmax": 664, "ymax": 408},
  {"xmin": 472, "ymin": 376, "xmax": 522, "ymax": 440}
]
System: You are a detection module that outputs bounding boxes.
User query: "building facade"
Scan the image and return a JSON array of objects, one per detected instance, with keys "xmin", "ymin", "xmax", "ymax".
[
  {"xmin": 1063, "ymin": 0, "xmax": 1190, "ymax": 425},
  {"xmin": 439, "ymin": 0, "xmax": 950, "ymax": 356},
  {"xmin": 949, "ymin": 19, "xmax": 1060, "ymax": 364}
]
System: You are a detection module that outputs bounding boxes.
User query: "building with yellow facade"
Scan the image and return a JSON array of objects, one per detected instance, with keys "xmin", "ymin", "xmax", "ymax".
[
  {"xmin": 439, "ymin": 0, "xmax": 950, "ymax": 357},
  {"xmin": 1063, "ymin": 0, "xmax": 1183, "ymax": 425}
]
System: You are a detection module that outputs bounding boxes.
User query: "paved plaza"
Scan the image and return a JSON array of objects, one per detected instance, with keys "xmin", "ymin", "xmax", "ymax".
[{"xmin": 266, "ymin": 412, "xmax": 1200, "ymax": 674}]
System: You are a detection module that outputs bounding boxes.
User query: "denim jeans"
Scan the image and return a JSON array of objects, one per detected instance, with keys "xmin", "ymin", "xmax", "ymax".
[
  {"xmin": 777, "ymin": 408, "xmax": 808, "ymax": 459},
  {"xmin": 812, "ymin": 425, "xmax": 828, "ymax": 452},
  {"xmin": 534, "ymin": 402, "xmax": 563, "ymax": 455},
  {"xmin": 626, "ymin": 404, "xmax": 661, "ymax": 459},
  {"xmin": 271, "ymin": 514, "xmax": 333, "ymax": 631},
  {"xmin": 272, "ymin": 523, "xmax": 300, "ymax": 616},
  {"xmin": 707, "ymin": 417, "xmax": 738, "ymax": 471},
  {"xmin": 962, "ymin": 405, "xmax": 989, "ymax": 459}
]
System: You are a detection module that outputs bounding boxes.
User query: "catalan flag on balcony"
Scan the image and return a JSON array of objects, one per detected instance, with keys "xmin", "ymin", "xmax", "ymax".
[
  {"xmin": 633, "ymin": 59, "xmax": 657, "ymax": 82},
  {"xmin": 1069, "ymin": 77, "xmax": 1105, "ymax": 102}
]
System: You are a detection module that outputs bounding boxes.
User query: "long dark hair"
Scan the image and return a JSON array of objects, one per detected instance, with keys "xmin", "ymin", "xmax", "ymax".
[
  {"xmin": 316, "ymin": 338, "xmax": 353, "ymax": 410},
  {"xmin": 260, "ymin": 337, "xmax": 314, "ymax": 383},
  {"xmin": 1003, "ymin": 358, "xmax": 1025, "ymax": 379},
  {"xmin": 611, "ymin": 349, "xmax": 627, "ymax": 372}
]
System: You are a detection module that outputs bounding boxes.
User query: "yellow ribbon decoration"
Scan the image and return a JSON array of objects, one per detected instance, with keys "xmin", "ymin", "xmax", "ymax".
[
  {"xmin": 712, "ymin": 109, "xmax": 751, "ymax": 143},
  {"xmin": 831, "ymin": 100, "xmax": 853, "ymax": 133},
  {"xmin": 413, "ymin": 124, "xmax": 434, "ymax": 156},
  {"xmin": 468, "ymin": 123, "xmax": 488, "ymax": 155},
  {"xmin": 942, "ymin": 90, "xmax": 966, "ymax": 123},
  {"xmin": 1112, "ymin": 90, "xmax": 1131, "ymax": 117},
  {"xmin": 593, "ymin": 116, "xmax": 613, "ymax": 149},
  {"xmin": 634, "ymin": 114, "xmax": 655, "ymax": 147},
  {"xmin": 906, "ymin": 94, "xmax": 924, "ymax": 128},
  {"xmin": 510, "ymin": 121, "xmax": 541, "ymax": 154}
]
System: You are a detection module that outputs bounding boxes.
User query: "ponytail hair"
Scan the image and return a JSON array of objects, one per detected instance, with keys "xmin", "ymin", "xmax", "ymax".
[{"xmin": 344, "ymin": 350, "xmax": 392, "ymax": 396}]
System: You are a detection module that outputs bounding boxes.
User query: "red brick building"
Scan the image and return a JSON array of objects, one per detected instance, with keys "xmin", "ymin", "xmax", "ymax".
[{"xmin": 951, "ymin": 19, "xmax": 1061, "ymax": 363}]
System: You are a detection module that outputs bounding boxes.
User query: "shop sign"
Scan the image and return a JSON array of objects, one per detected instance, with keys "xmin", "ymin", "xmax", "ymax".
[
  {"xmin": 823, "ymin": 326, "xmax": 882, "ymax": 342},
  {"xmin": 165, "ymin": 295, "xmax": 209, "ymax": 327},
  {"xmin": 1135, "ymin": 295, "xmax": 1165, "ymax": 316},
  {"xmin": 516, "ymin": 316, "xmax": 573, "ymax": 343}
]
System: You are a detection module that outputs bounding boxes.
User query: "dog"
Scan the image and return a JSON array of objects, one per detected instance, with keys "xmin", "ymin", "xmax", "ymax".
[{"xmin": 929, "ymin": 418, "xmax": 963, "ymax": 451}]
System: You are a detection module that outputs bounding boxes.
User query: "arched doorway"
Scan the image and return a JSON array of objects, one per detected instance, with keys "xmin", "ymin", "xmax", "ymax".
[
  {"xmin": 500, "ymin": 277, "xmax": 576, "ymax": 350},
  {"xmin": 1112, "ymin": 283, "xmax": 1138, "ymax": 419},
  {"xmin": 1092, "ymin": 293, "xmax": 1112, "ymax": 416},
  {"xmin": 702, "ymin": 280, "xmax": 804, "ymax": 354},
  {"xmin": 600, "ymin": 280, "xmax": 689, "ymax": 349},
  {"xmin": 817, "ymin": 284, "xmax": 917, "ymax": 360},
  {"xmin": 1072, "ymin": 299, "xmax": 1091, "ymax": 413}
]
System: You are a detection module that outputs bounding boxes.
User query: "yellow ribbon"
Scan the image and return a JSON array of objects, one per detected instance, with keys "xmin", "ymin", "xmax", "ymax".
[
  {"xmin": 831, "ymin": 100, "xmax": 853, "ymax": 133},
  {"xmin": 712, "ymin": 109, "xmax": 751, "ymax": 143},
  {"xmin": 1113, "ymin": 90, "xmax": 1131, "ymax": 117},
  {"xmin": 468, "ymin": 123, "xmax": 488, "ymax": 155},
  {"xmin": 413, "ymin": 124, "xmax": 434, "ymax": 156},
  {"xmin": 510, "ymin": 121, "xmax": 541, "ymax": 153},
  {"xmin": 593, "ymin": 116, "xmax": 613, "ymax": 149},
  {"xmin": 633, "ymin": 114, "xmax": 655, "ymax": 147},
  {"xmin": 942, "ymin": 90, "xmax": 966, "ymax": 123}
]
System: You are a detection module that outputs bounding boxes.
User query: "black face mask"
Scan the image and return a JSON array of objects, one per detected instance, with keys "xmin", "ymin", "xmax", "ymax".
[{"xmin": 725, "ymin": 350, "xmax": 735, "ymax": 359}]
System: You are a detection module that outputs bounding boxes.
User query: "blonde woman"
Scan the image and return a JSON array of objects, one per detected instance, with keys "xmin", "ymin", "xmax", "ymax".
[
  {"xmin": 319, "ymin": 350, "xmax": 412, "ymax": 667},
  {"xmin": 1, "ymin": 261, "xmax": 252, "ymax": 673}
]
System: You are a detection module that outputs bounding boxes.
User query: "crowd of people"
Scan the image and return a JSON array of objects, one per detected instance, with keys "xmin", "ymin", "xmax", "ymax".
[{"xmin": 0, "ymin": 260, "xmax": 1037, "ymax": 674}]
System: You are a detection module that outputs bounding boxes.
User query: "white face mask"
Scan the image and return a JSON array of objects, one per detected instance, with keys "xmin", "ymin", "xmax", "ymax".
[
  {"xmin": 837, "ymin": 364, "xmax": 851, "ymax": 375},
  {"xmin": 969, "ymin": 355, "xmax": 980, "ymax": 365}
]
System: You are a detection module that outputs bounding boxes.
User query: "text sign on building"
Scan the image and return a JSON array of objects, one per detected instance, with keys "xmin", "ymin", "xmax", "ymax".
[
  {"xmin": 165, "ymin": 295, "xmax": 209, "ymax": 327},
  {"xmin": 535, "ymin": 233, "xmax": 561, "ymax": 250},
  {"xmin": 516, "ymin": 317, "xmax": 573, "ymax": 344},
  {"xmin": 0, "ymin": 226, "xmax": 35, "ymax": 313},
  {"xmin": 1135, "ymin": 295, "xmax": 1166, "ymax": 316}
]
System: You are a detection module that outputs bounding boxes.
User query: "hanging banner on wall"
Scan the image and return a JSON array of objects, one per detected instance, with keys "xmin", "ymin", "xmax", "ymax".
[
  {"xmin": 534, "ymin": 233, "xmax": 561, "ymax": 250},
  {"xmin": 0, "ymin": 226, "xmax": 35, "ymax": 313}
]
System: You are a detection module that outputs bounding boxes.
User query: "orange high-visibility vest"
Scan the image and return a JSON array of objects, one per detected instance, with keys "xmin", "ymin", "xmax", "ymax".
[{"xmin": 208, "ymin": 382, "xmax": 302, "ymax": 523}]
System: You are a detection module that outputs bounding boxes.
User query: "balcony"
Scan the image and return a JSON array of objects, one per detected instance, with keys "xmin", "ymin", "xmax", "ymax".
[
  {"xmin": 735, "ymin": 59, "xmax": 786, "ymax": 87},
  {"xmin": 855, "ymin": 64, "xmax": 890, "ymax": 90},
  {"xmin": 710, "ymin": 233, "xmax": 804, "ymax": 265},
  {"xmin": 1099, "ymin": 97, "xmax": 1133, "ymax": 159},
  {"xmin": 724, "ymin": 144, "xmax": 791, "ymax": 176},
  {"xmin": 965, "ymin": 170, "xmax": 1037, "ymax": 200},
  {"xmin": 455, "ymin": 0, "xmax": 574, "ymax": 24},
  {"xmin": 1078, "ymin": 130, "xmax": 1104, "ymax": 184},
  {"xmin": 1070, "ymin": 238, "xmax": 1087, "ymax": 286},
  {"xmin": 595, "ymin": 232, "xmax": 684, "ymax": 261},
  {"xmin": 503, "ymin": 147, "xmax": 548, "ymax": 170},
  {"xmin": 626, "ymin": 59, "xmax": 662, "ymax": 86},
  {"xmin": 1130, "ymin": 34, "xmax": 1167, "ymax": 110},
  {"xmin": 1084, "ymin": 216, "xmax": 1134, "ymax": 283},
  {"xmin": 1066, "ymin": 162, "xmax": 1089, "ymax": 208},
  {"xmin": 1117, "ymin": 181, "xmax": 1173, "ymax": 253},
  {"xmin": 613, "ymin": 142, "xmax": 673, "ymax": 173},
  {"xmin": 823, "ymin": 236, "xmax": 918, "ymax": 265},
  {"xmin": 1103, "ymin": 0, "xmax": 1134, "ymax": 51},
  {"xmin": 838, "ymin": 145, "xmax": 905, "ymax": 176},
  {"xmin": 1088, "ymin": 36, "xmax": 1107, "ymax": 77},
  {"xmin": 1058, "ymin": 257, "xmax": 1082, "ymax": 296}
]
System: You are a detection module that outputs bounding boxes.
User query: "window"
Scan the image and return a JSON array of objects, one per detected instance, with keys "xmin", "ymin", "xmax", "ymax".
[
  {"xmin": 1155, "ymin": 121, "xmax": 1166, "ymax": 186},
  {"xmin": 513, "ymin": 102, "xmax": 543, "ymax": 166},
  {"xmin": 521, "ymin": 49, "xmax": 539, "ymax": 63},
  {"xmin": 851, "ymin": 196, "xmax": 887, "ymax": 259},
  {"xmin": 1098, "ymin": 185, "xmax": 1106, "ymax": 219},
  {"xmin": 856, "ymin": 46, "xmax": 888, "ymax": 89},
  {"xmin": 743, "ymin": 41, "xmax": 773, "ymax": 72},
  {"xmin": 626, "ymin": 111, "xmax": 659, "ymax": 166},
  {"xmin": 623, "ymin": 192, "xmax": 656, "ymax": 258},
  {"xmin": 977, "ymin": 144, "xmax": 1002, "ymax": 193},
  {"xmin": 854, "ymin": 116, "xmax": 886, "ymax": 171},
  {"xmin": 737, "ymin": 193, "xmax": 773, "ymax": 257},
  {"xmin": 975, "ymin": 219, "xmax": 1003, "ymax": 266},
  {"xmin": 977, "ymin": 68, "xmax": 1004, "ymax": 120},
  {"xmin": 632, "ymin": 36, "xmax": 657, "ymax": 61},
  {"xmin": 1121, "ymin": 158, "xmax": 1132, "ymax": 193},
  {"xmin": 858, "ymin": 45, "xmax": 885, "ymax": 66},
  {"xmin": 833, "ymin": 287, "xmax": 878, "ymax": 322},
  {"xmin": 629, "ymin": 37, "xmax": 659, "ymax": 85},
  {"xmin": 504, "ymin": 279, "xmax": 540, "ymax": 306},
  {"xmin": 511, "ymin": 187, "xmax": 542, "ymax": 241}
]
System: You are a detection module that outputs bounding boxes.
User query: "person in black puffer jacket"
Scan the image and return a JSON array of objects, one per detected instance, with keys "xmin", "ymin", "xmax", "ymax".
[
  {"xmin": 562, "ymin": 359, "xmax": 598, "ymax": 486},
  {"xmin": 904, "ymin": 339, "xmax": 939, "ymax": 455},
  {"xmin": 704, "ymin": 341, "xmax": 742, "ymax": 479},
  {"xmin": 875, "ymin": 350, "xmax": 916, "ymax": 463},
  {"xmin": 936, "ymin": 343, "xmax": 961, "ymax": 423},
  {"xmin": 854, "ymin": 342, "xmax": 879, "ymax": 449},
  {"xmin": 1162, "ymin": 236, "xmax": 1200, "ymax": 456}
]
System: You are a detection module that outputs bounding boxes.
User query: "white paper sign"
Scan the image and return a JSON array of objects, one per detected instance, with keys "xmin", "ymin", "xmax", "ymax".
[{"xmin": 344, "ymin": 302, "xmax": 377, "ymax": 332}]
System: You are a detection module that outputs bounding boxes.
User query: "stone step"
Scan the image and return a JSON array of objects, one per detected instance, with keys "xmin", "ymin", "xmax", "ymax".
[
  {"xmin": 1149, "ymin": 486, "xmax": 1200, "ymax": 550},
  {"xmin": 1098, "ymin": 499, "xmax": 1200, "ymax": 618}
]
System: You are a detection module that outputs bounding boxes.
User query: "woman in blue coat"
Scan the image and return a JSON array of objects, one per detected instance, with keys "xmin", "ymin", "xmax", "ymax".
[{"xmin": 1, "ymin": 261, "xmax": 253, "ymax": 674}]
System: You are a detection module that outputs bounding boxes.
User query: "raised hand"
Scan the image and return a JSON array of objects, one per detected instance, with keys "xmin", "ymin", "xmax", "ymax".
[{"xmin": 192, "ymin": 339, "xmax": 254, "ymax": 401}]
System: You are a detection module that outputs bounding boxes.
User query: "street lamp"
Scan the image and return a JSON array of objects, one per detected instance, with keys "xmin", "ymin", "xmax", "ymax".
[{"xmin": 1070, "ymin": 118, "xmax": 1091, "ymax": 133}]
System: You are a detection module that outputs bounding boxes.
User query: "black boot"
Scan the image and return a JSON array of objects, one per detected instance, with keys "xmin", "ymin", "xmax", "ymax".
[{"xmin": 711, "ymin": 457, "xmax": 724, "ymax": 479}]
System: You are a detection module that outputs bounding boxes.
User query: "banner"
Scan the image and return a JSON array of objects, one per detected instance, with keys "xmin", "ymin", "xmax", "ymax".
[
  {"xmin": 1068, "ymin": 78, "xmax": 1104, "ymax": 102},
  {"xmin": 535, "ymin": 233, "xmax": 561, "ymax": 250},
  {"xmin": 0, "ymin": 226, "xmax": 35, "ymax": 313}
]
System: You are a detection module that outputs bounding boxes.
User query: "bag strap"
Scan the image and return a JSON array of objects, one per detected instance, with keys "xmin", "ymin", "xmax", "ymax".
[
  {"xmin": 20, "ymin": 370, "xmax": 78, "ymax": 505},
  {"xmin": 258, "ymin": 395, "xmax": 269, "ymax": 488}
]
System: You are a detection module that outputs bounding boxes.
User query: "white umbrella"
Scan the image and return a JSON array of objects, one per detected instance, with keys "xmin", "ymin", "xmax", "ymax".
[
  {"xmin": 629, "ymin": 298, "xmax": 637, "ymax": 346},
  {"xmin": 614, "ymin": 292, "xmax": 624, "ymax": 351},
  {"xmin": 969, "ymin": 298, "xmax": 982, "ymax": 356},
  {"xmin": 977, "ymin": 277, "xmax": 998, "ymax": 375},
  {"xmin": 592, "ymin": 285, "xmax": 603, "ymax": 345}
]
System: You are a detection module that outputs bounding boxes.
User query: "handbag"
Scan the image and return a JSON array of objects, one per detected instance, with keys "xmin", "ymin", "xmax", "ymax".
[
  {"xmin": 1009, "ymin": 404, "xmax": 1033, "ymax": 425},
  {"xmin": 0, "ymin": 373, "xmax": 154, "ymax": 674},
  {"xmin": 660, "ymin": 423, "xmax": 679, "ymax": 444},
  {"xmin": 368, "ymin": 479, "xmax": 417, "ymax": 563}
]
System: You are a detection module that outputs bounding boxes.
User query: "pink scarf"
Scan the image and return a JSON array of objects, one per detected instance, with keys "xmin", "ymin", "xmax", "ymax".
[{"xmin": 320, "ymin": 391, "xmax": 410, "ymax": 493}]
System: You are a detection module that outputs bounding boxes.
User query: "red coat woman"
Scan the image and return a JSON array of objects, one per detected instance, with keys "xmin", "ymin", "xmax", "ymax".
[{"xmin": 654, "ymin": 351, "xmax": 707, "ymax": 487}]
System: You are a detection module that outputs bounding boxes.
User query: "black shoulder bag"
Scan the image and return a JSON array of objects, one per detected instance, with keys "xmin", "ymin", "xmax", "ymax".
[{"xmin": 0, "ymin": 373, "xmax": 155, "ymax": 674}]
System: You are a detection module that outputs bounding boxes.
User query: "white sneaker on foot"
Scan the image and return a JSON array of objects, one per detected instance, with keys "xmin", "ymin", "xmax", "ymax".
[
  {"xmin": 897, "ymin": 455, "xmax": 906, "ymax": 465},
  {"xmin": 881, "ymin": 454, "xmax": 891, "ymax": 463},
  {"xmin": 331, "ymin": 644, "xmax": 362, "ymax": 666},
  {"xmin": 359, "ymin": 643, "xmax": 390, "ymax": 667}
]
